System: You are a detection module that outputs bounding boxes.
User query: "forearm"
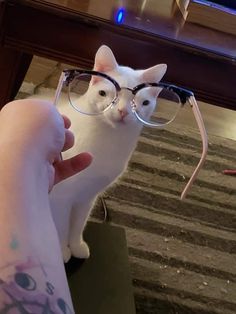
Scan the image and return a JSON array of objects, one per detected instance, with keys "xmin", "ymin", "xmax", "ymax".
[{"xmin": 0, "ymin": 148, "xmax": 74, "ymax": 313}]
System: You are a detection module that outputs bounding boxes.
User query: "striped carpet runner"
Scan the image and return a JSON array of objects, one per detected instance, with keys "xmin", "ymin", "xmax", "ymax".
[{"xmin": 93, "ymin": 124, "xmax": 236, "ymax": 314}]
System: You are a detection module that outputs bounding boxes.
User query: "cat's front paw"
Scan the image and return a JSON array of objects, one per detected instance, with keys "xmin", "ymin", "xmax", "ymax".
[
  {"xmin": 62, "ymin": 245, "xmax": 72, "ymax": 263},
  {"xmin": 70, "ymin": 239, "xmax": 90, "ymax": 259}
]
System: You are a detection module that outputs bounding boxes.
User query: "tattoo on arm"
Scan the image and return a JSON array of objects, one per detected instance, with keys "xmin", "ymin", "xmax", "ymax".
[
  {"xmin": 0, "ymin": 257, "xmax": 73, "ymax": 314},
  {"xmin": 9, "ymin": 235, "xmax": 19, "ymax": 251}
]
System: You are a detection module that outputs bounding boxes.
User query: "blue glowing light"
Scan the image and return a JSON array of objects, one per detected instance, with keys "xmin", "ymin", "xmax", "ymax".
[{"xmin": 116, "ymin": 8, "xmax": 125, "ymax": 24}]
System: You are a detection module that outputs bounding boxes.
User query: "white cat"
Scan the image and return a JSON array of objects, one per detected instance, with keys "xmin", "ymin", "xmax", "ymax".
[{"xmin": 48, "ymin": 45, "xmax": 167, "ymax": 262}]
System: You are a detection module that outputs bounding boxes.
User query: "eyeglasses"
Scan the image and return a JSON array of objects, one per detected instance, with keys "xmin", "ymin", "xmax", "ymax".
[{"xmin": 54, "ymin": 69, "xmax": 208, "ymax": 200}]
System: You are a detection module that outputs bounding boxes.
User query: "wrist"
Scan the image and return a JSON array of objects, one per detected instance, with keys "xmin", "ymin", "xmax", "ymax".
[{"xmin": 0, "ymin": 140, "xmax": 50, "ymax": 199}]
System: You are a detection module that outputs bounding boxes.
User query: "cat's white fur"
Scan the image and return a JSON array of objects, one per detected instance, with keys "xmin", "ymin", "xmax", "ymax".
[{"xmin": 29, "ymin": 45, "xmax": 167, "ymax": 262}]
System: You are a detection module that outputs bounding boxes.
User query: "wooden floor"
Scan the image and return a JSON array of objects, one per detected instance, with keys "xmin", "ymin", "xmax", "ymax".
[{"xmin": 23, "ymin": 56, "xmax": 236, "ymax": 142}]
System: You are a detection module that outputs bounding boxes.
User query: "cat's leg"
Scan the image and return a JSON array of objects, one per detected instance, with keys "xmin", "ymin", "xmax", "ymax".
[{"xmin": 69, "ymin": 200, "xmax": 95, "ymax": 259}]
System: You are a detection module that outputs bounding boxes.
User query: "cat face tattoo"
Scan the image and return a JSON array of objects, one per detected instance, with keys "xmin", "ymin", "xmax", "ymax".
[{"xmin": 0, "ymin": 257, "xmax": 73, "ymax": 314}]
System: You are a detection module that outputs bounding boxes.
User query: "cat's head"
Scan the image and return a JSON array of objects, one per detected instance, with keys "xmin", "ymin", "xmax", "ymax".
[{"xmin": 87, "ymin": 45, "xmax": 167, "ymax": 129}]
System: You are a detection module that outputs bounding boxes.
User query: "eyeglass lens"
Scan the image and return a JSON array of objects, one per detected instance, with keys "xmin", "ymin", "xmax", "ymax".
[
  {"xmin": 68, "ymin": 74, "xmax": 117, "ymax": 115},
  {"xmin": 133, "ymin": 86, "xmax": 181, "ymax": 126},
  {"xmin": 68, "ymin": 74, "xmax": 181, "ymax": 125}
]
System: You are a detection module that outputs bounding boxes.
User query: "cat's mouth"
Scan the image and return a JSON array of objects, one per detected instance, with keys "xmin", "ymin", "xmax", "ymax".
[
  {"xmin": 114, "ymin": 115, "xmax": 131, "ymax": 125},
  {"xmin": 118, "ymin": 116, "xmax": 127, "ymax": 123},
  {"xmin": 107, "ymin": 109, "xmax": 136, "ymax": 125}
]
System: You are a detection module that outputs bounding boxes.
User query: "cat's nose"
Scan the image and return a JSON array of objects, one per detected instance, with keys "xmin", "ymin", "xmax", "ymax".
[{"xmin": 118, "ymin": 108, "xmax": 129, "ymax": 119}]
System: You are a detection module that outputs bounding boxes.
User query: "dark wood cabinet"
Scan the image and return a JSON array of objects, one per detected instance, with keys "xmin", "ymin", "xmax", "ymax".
[{"xmin": 0, "ymin": 0, "xmax": 236, "ymax": 109}]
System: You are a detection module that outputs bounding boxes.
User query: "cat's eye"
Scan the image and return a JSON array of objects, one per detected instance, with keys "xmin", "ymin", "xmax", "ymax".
[
  {"xmin": 142, "ymin": 100, "xmax": 150, "ymax": 106},
  {"xmin": 99, "ymin": 90, "xmax": 107, "ymax": 97}
]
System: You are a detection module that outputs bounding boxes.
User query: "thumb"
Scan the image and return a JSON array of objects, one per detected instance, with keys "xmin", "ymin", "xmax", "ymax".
[{"xmin": 53, "ymin": 152, "xmax": 93, "ymax": 185}]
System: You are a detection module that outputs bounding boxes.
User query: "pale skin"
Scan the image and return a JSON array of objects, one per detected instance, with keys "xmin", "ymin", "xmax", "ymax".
[{"xmin": 0, "ymin": 99, "xmax": 92, "ymax": 313}]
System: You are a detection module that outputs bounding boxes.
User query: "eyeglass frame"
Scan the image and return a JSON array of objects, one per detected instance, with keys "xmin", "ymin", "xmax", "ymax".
[{"xmin": 54, "ymin": 69, "xmax": 208, "ymax": 200}]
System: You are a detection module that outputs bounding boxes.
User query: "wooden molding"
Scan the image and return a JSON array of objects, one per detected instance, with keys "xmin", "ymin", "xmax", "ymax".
[{"xmin": 1, "ymin": 0, "xmax": 236, "ymax": 109}]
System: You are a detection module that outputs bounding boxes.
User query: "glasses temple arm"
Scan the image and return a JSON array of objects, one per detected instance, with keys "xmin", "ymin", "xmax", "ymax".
[
  {"xmin": 181, "ymin": 96, "xmax": 208, "ymax": 200},
  {"xmin": 53, "ymin": 72, "xmax": 66, "ymax": 105},
  {"xmin": 53, "ymin": 72, "xmax": 67, "ymax": 161}
]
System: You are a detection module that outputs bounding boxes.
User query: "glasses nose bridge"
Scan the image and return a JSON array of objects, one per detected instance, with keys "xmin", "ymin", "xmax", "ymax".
[
  {"xmin": 114, "ymin": 86, "xmax": 136, "ymax": 111},
  {"xmin": 120, "ymin": 86, "xmax": 135, "ymax": 93},
  {"xmin": 118, "ymin": 86, "xmax": 136, "ymax": 100}
]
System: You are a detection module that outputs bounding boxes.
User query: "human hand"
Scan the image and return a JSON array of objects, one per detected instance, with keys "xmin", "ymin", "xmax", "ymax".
[
  {"xmin": 52, "ymin": 114, "xmax": 92, "ymax": 187},
  {"xmin": 0, "ymin": 99, "xmax": 92, "ymax": 190},
  {"xmin": 0, "ymin": 100, "xmax": 92, "ymax": 310}
]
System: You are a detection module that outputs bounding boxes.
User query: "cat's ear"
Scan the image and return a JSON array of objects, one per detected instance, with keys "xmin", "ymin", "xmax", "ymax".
[
  {"xmin": 93, "ymin": 45, "xmax": 118, "ymax": 72},
  {"xmin": 142, "ymin": 64, "xmax": 167, "ymax": 83}
]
